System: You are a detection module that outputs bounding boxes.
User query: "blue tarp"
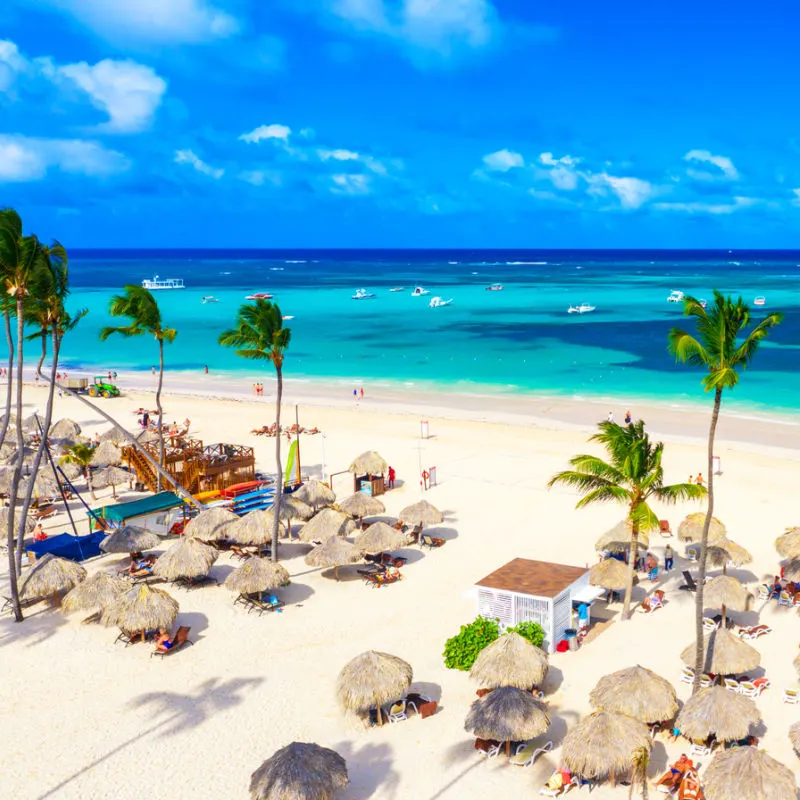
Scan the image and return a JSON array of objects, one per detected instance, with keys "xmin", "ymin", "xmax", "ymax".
[
  {"xmin": 98, "ymin": 491, "xmax": 182, "ymax": 524},
  {"xmin": 27, "ymin": 532, "xmax": 105, "ymax": 562}
]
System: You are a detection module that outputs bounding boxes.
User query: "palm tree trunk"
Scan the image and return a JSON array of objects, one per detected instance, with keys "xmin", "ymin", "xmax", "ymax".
[
  {"xmin": 693, "ymin": 386, "xmax": 722, "ymax": 692},
  {"xmin": 35, "ymin": 329, "xmax": 46, "ymax": 377},
  {"xmin": 156, "ymin": 338, "xmax": 165, "ymax": 492},
  {"xmin": 271, "ymin": 364, "xmax": 283, "ymax": 563},
  {"xmin": 622, "ymin": 525, "xmax": 639, "ymax": 621},
  {"xmin": 0, "ymin": 309, "xmax": 14, "ymax": 448},
  {"xmin": 86, "ymin": 466, "xmax": 95, "ymax": 501}
]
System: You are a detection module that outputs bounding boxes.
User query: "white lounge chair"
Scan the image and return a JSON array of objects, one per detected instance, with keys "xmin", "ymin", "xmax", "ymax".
[
  {"xmin": 388, "ymin": 700, "xmax": 407, "ymax": 723},
  {"xmin": 510, "ymin": 740, "xmax": 552, "ymax": 767},
  {"xmin": 739, "ymin": 679, "xmax": 769, "ymax": 698},
  {"xmin": 703, "ymin": 617, "xmax": 719, "ymax": 633},
  {"xmin": 782, "ymin": 688, "xmax": 798, "ymax": 704},
  {"xmin": 690, "ymin": 742, "xmax": 712, "ymax": 758},
  {"xmin": 756, "ymin": 584, "xmax": 770, "ymax": 601},
  {"xmin": 723, "ymin": 678, "xmax": 741, "ymax": 693},
  {"xmin": 698, "ymin": 674, "xmax": 714, "ymax": 689},
  {"xmin": 737, "ymin": 625, "xmax": 772, "ymax": 640},
  {"xmin": 680, "ymin": 666, "xmax": 695, "ymax": 684}
]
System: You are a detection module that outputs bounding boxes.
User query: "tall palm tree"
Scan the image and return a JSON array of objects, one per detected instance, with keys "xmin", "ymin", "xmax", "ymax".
[
  {"xmin": 60, "ymin": 442, "xmax": 97, "ymax": 500},
  {"xmin": 548, "ymin": 420, "xmax": 705, "ymax": 620},
  {"xmin": 0, "ymin": 291, "xmax": 15, "ymax": 449},
  {"xmin": 668, "ymin": 291, "xmax": 782, "ymax": 690},
  {"xmin": 219, "ymin": 300, "xmax": 290, "ymax": 563},
  {"xmin": 99, "ymin": 286, "xmax": 177, "ymax": 491}
]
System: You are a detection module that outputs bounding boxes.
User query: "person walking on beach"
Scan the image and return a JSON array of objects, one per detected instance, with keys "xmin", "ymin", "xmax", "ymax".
[
  {"xmin": 388, "ymin": 465, "xmax": 396, "ymax": 489},
  {"xmin": 664, "ymin": 544, "xmax": 674, "ymax": 571},
  {"xmin": 360, "ymin": 386, "xmax": 364, "ymax": 399},
  {"xmin": 204, "ymin": 365, "xmax": 209, "ymax": 374},
  {"xmin": 353, "ymin": 388, "xmax": 358, "ymax": 400},
  {"xmin": 695, "ymin": 473, "xmax": 705, "ymax": 486},
  {"xmin": 607, "ymin": 411, "xmax": 614, "ymax": 423},
  {"xmin": 151, "ymin": 366, "xmax": 155, "ymax": 375}
]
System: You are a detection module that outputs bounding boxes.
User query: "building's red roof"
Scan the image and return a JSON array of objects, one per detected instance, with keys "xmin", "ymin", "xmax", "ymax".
[{"xmin": 476, "ymin": 558, "xmax": 587, "ymax": 598}]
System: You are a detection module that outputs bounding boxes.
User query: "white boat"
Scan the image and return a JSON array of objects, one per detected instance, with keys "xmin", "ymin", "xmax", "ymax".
[
  {"xmin": 412, "ymin": 286, "xmax": 430, "ymax": 297},
  {"xmin": 567, "ymin": 303, "xmax": 595, "ymax": 314},
  {"xmin": 486, "ymin": 283, "xmax": 504, "ymax": 292},
  {"xmin": 246, "ymin": 292, "xmax": 273, "ymax": 300},
  {"xmin": 142, "ymin": 275, "xmax": 185, "ymax": 290},
  {"xmin": 201, "ymin": 295, "xmax": 218, "ymax": 304},
  {"xmin": 699, "ymin": 298, "xmax": 707, "ymax": 308},
  {"xmin": 429, "ymin": 296, "xmax": 453, "ymax": 308},
  {"xmin": 389, "ymin": 287, "xmax": 405, "ymax": 292},
  {"xmin": 667, "ymin": 290, "xmax": 684, "ymax": 303},
  {"xmin": 754, "ymin": 296, "xmax": 766, "ymax": 306},
  {"xmin": 282, "ymin": 315, "xmax": 295, "ymax": 321},
  {"xmin": 352, "ymin": 288, "xmax": 376, "ymax": 300}
]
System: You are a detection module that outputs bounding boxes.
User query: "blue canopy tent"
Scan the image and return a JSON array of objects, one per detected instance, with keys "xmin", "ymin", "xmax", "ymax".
[{"xmin": 26, "ymin": 532, "xmax": 105, "ymax": 562}]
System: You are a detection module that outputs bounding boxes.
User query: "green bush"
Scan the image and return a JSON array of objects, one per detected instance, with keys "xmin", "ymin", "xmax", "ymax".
[
  {"xmin": 507, "ymin": 620, "xmax": 546, "ymax": 649},
  {"xmin": 443, "ymin": 617, "xmax": 499, "ymax": 671}
]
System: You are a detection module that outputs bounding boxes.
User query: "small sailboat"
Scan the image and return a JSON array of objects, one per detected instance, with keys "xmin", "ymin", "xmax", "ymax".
[
  {"xmin": 486, "ymin": 283, "xmax": 504, "ymax": 292},
  {"xmin": 567, "ymin": 303, "xmax": 595, "ymax": 314},
  {"xmin": 201, "ymin": 295, "xmax": 219, "ymax": 304},
  {"xmin": 667, "ymin": 290, "xmax": 684, "ymax": 303},
  {"xmin": 429, "ymin": 296, "xmax": 453, "ymax": 308},
  {"xmin": 753, "ymin": 296, "xmax": 766, "ymax": 306},
  {"xmin": 352, "ymin": 288, "xmax": 376, "ymax": 300},
  {"xmin": 412, "ymin": 286, "xmax": 430, "ymax": 297}
]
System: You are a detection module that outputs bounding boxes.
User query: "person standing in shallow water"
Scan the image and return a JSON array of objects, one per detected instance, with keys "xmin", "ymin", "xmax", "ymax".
[{"xmin": 624, "ymin": 410, "xmax": 632, "ymax": 423}]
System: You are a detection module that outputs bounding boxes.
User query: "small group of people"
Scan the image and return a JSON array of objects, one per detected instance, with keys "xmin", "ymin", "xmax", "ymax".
[
  {"xmin": 655, "ymin": 754, "xmax": 703, "ymax": 798},
  {"xmin": 54, "ymin": 371, "xmax": 69, "ymax": 381},
  {"xmin": 252, "ymin": 383, "xmax": 265, "ymax": 396},
  {"xmin": 771, "ymin": 574, "xmax": 800, "ymax": 602},
  {"xmin": 635, "ymin": 550, "xmax": 661, "ymax": 579},
  {"xmin": 689, "ymin": 473, "xmax": 705, "ymax": 486},
  {"xmin": 353, "ymin": 387, "xmax": 365, "ymax": 400},
  {"xmin": 606, "ymin": 410, "xmax": 633, "ymax": 424}
]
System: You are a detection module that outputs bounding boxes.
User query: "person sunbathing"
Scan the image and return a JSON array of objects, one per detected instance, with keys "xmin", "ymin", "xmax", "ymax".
[
  {"xmin": 154, "ymin": 628, "xmax": 173, "ymax": 653},
  {"xmin": 130, "ymin": 554, "xmax": 156, "ymax": 577},
  {"xmin": 678, "ymin": 768, "xmax": 703, "ymax": 800},
  {"xmin": 655, "ymin": 754, "xmax": 693, "ymax": 791},
  {"xmin": 542, "ymin": 767, "xmax": 572, "ymax": 793}
]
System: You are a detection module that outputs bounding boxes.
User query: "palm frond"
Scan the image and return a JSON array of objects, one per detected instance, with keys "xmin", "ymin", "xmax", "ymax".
[
  {"xmin": 575, "ymin": 485, "xmax": 632, "ymax": 507},
  {"xmin": 653, "ymin": 483, "xmax": 707, "ymax": 504}
]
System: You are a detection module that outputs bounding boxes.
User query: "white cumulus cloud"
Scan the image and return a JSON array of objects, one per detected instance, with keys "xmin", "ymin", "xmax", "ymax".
[
  {"xmin": 596, "ymin": 175, "xmax": 653, "ymax": 209},
  {"xmin": 684, "ymin": 149, "xmax": 739, "ymax": 180},
  {"xmin": 654, "ymin": 197, "xmax": 760, "ymax": 215},
  {"xmin": 174, "ymin": 149, "xmax": 224, "ymax": 179},
  {"xmin": 482, "ymin": 149, "xmax": 523, "ymax": 172},
  {"xmin": 239, "ymin": 124, "xmax": 292, "ymax": 144},
  {"xmin": 330, "ymin": 173, "xmax": 372, "ymax": 195},
  {"xmin": 792, "ymin": 188, "xmax": 800, "ymax": 206},
  {"xmin": 0, "ymin": 40, "xmax": 28, "ymax": 91}
]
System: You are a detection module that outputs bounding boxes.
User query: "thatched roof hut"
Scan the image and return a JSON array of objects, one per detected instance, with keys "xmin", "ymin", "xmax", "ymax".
[
  {"xmin": 249, "ymin": 742, "xmax": 348, "ymax": 800},
  {"xmin": 99, "ymin": 426, "xmax": 130, "ymax": 445},
  {"xmin": 298, "ymin": 508, "xmax": 355, "ymax": 543},
  {"xmin": 293, "ymin": 480, "xmax": 335, "ymax": 511},
  {"xmin": 304, "ymin": 537, "xmax": 362, "ymax": 580},
  {"xmin": 680, "ymin": 628, "xmax": 761, "ymax": 676},
  {"xmin": 184, "ymin": 506, "xmax": 239, "ymax": 541},
  {"xmin": 589, "ymin": 666, "xmax": 677, "ymax": 724},
  {"xmin": 678, "ymin": 512, "xmax": 726, "ymax": 543},
  {"xmin": 277, "ymin": 496, "xmax": 314, "ymax": 523},
  {"xmin": 789, "ymin": 721, "xmax": 800, "ymax": 755},
  {"xmin": 398, "ymin": 499, "xmax": 443, "ymax": 528},
  {"xmin": 230, "ymin": 509, "xmax": 286, "ymax": 546},
  {"xmin": 705, "ymin": 536, "xmax": 752, "ymax": 569},
  {"xmin": 100, "ymin": 526, "xmax": 161, "ymax": 554},
  {"xmin": 335, "ymin": 651, "xmax": 412, "ymax": 726},
  {"xmin": 561, "ymin": 710, "xmax": 652, "ymax": 783},
  {"xmin": 50, "ymin": 418, "xmax": 81, "ymax": 439},
  {"xmin": 703, "ymin": 575, "xmax": 752, "ymax": 612},
  {"xmin": 12, "ymin": 470, "xmax": 58, "ymax": 498},
  {"xmin": 62, "ymin": 572, "xmax": 129, "ymax": 614},
  {"xmin": 589, "ymin": 558, "xmax": 634, "ymax": 590},
  {"xmin": 464, "ymin": 687, "xmax": 549, "ymax": 751},
  {"xmin": 595, "ymin": 520, "xmax": 650, "ymax": 554},
  {"xmin": 675, "ymin": 686, "xmax": 760, "ymax": 744},
  {"xmin": 224, "ymin": 557, "xmax": 290, "ymax": 595},
  {"xmin": 782, "ymin": 559, "xmax": 800, "ymax": 582},
  {"xmin": 353, "ymin": 522, "xmax": 407, "ymax": 555},
  {"xmin": 0, "ymin": 507, "xmax": 35, "ymax": 535},
  {"xmin": 348, "ymin": 451, "xmax": 387, "ymax": 475},
  {"xmin": 90, "ymin": 440, "xmax": 122, "ymax": 467},
  {"xmin": 19, "ymin": 554, "xmax": 86, "ymax": 602},
  {"xmin": 703, "ymin": 747, "xmax": 796, "ymax": 800},
  {"xmin": 152, "ymin": 537, "xmax": 218, "ymax": 580},
  {"xmin": 339, "ymin": 493, "xmax": 385, "ymax": 520},
  {"xmin": 775, "ymin": 527, "xmax": 800, "ymax": 559},
  {"xmin": 102, "ymin": 583, "xmax": 179, "ymax": 632},
  {"xmin": 469, "ymin": 632, "xmax": 549, "ymax": 690}
]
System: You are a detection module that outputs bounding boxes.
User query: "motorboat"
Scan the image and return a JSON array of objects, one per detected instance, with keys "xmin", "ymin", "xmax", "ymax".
[
  {"xmin": 667, "ymin": 290, "xmax": 684, "ymax": 303},
  {"xmin": 352, "ymin": 288, "xmax": 376, "ymax": 300},
  {"xmin": 754, "ymin": 296, "xmax": 766, "ymax": 306},
  {"xmin": 429, "ymin": 296, "xmax": 453, "ymax": 308},
  {"xmin": 282, "ymin": 315, "xmax": 295, "ymax": 321},
  {"xmin": 389, "ymin": 287, "xmax": 405, "ymax": 292},
  {"xmin": 412, "ymin": 286, "xmax": 430, "ymax": 297},
  {"xmin": 142, "ymin": 275, "xmax": 185, "ymax": 290},
  {"xmin": 699, "ymin": 298, "xmax": 707, "ymax": 308},
  {"xmin": 246, "ymin": 292, "xmax": 273, "ymax": 300},
  {"xmin": 201, "ymin": 295, "xmax": 218, "ymax": 304},
  {"xmin": 486, "ymin": 283, "xmax": 504, "ymax": 291},
  {"xmin": 567, "ymin": 303, "xmax": 595, "ymax": 314}
]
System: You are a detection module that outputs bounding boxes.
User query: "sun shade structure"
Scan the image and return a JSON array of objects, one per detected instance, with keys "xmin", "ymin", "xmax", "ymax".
[
  {"xmin": 705, "ymin": 536, "xmax": 752, "ymax": 568},
  {"xmin": 298, "ymin": 508, "xmax": 356, "ymax": 543},
  {"xmin": 399, "ymin": 499, "xmax": 443, "ymax": 527},
  {"xmin": 137, "ymin": 429, "xmax": 160, "ymax": 445},
  {"xmin": 100, "ymin": 526, "xmax": 161, "ymax": 555},
  {"xmin": 0, "ymin": 507, "xmax": 35, "ymax": 534},
  {"xmin": 354, "ymin": 522, "xmax": 407, "ymax": 555},
  {"xmin": 184, "ymin": 506, "xmax": 239, "ymax": 541},
  {"xmin": 561, "ymin": 710, "xmax": 652, "ymax": 784},
  {"xmin": 790, "ymin": 722, "xmax": 800, "ymax": 756},
  {"xmin": 339, "ymin": 493, "xmax": 385, "ymax": 520},
  {"xmin": 93, "ymin": 466, "xmax": 131, "ymax": 498},
  {"xmin": 153, "ymin": 537, "xmax": 218, "ymax": 580},
  {"xmin": 589, "ymin": 666, "xmax": 677, "ymax": 724},
  {"xmin": 465, "ymin": 686, "xmax": 550, "ymax": 754},
  {"xmin": 595, "ymin": 520, "xmax": 650, "ymax": 554},
  {"xmin": 10, "ymin": 471, "xmax": 58, "ymax": 498},
  {"xmin": 675, "ymin": 686, "xmax": 760, "ymax": 744},
  {"xmin": 469, "ymin": 632, "xmax": 549, "ymax": 690},
  {"xmin": 348, "ymin": 451, "xmax": 387, "ymax": 475},
  {"xmin": 678, "ymin": 512, "xmax": 726, "ymax": 543},
  {"xmin": 50, "ymin": 418, "xmax": 81, "ymax": 439},
  {"xmin": 230, "ymin": 509, "xmax": 287, "ymax": 546},
  {"xmin": 335, "ymin": 651, "xmax": 412, "ymax": 726},
  {"xmin": 680, "ymin": 628, "xmax": 761, "ymax": 676},
  {"xmin": 90, "ymin": 440, "xmax": 122, "ymax": 467},
  {"xmin": 19, "ymin": 554, "xmax": 86, "ymax": 602},
  {"xmin": 293, "ymin": 480, "xmax": 336, "ymax": 511},
  {"xmin": 99, "ymin": 426, "xmax": 130, "ymax": 445},
  {"xmin": 589, "ymin": 558, "xmax": 635, "ymax": 590},
  {"xmin": 224, "ymin": 557, "xmax": 290, "ymax": 595},
  {"xmin": 102, "ymin": 583, "xmax": 179, "ymax": 633},
  {"xmin": 62, "ymin": 572, "xmax": 129, "ymax": 614},
  {"xmin": 276, "ymin": 496, "xmax": 314, "ymax": 523},
  {"xmin": 249, "ymin": 742, "xmax": 348, "ymax": 800},
  {"xmin": 783, "ymin": 559, "xmax": 800, "ymax": 583},
  {"xmin": 703, "ymin": 747, "xmax": 797, "ymax": 800},
  {"xmin": 703, "ymin": 575, "xmax": 752, "ymax": 612},
  {"xmin": 304, "ymin": 537, "xmax": 362, "ymax": 579},
  {"xmin": 775, "ymin": 528, "xmax": 800, "ymax": 559}
]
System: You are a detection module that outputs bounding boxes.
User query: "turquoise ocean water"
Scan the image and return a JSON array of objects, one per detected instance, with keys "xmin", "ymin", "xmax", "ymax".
[{"xmin": 29, "ymin": 249, "xmax": 800, "ymax": 414}]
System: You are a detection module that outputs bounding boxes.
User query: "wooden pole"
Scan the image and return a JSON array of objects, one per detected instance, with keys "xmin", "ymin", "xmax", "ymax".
[{"xmin": 294, "ymin": 405, "xmax": 301, "ymax": 486}]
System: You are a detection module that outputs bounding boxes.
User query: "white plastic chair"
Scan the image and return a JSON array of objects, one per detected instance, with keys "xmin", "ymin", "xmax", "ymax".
[
  {"xmin": 388, "ymin": 700, "xmax": 407, "ymax": 723},
  {"xmin": 510, "ymin": 740, "xmax": 553, "ymax": 767},
  {"xmin": 782, "ymin": 688, "xmax": 798, "ymax": 704},
  {"xmin": 723, "ymin": 678, "xmax": 741, "ymax": 693}
]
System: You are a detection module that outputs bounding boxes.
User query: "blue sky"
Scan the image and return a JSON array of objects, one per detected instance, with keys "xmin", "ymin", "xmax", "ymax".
[{"xmin": 1, "ymin": 0, "xmax": 800, "ymax": 248}]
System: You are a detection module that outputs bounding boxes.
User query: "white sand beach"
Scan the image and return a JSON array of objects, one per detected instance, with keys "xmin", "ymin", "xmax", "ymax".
[{"xmin": 2, "ymin": 381, "xmax": 799, "ymax": 800}]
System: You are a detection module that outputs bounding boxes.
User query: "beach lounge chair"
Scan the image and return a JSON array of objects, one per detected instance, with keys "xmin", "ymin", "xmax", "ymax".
[
  {"xmin": 756, "ymin": 584, "xmax": 770, "ymax": 600},
  {"xmin": 539, "ymin": 773, "xmax": 579, "ymax": 796},
  {"xmin": 475, "ymin": 738, "xmax": 502, "ymax": 758},
  {"xmin": 678, "ymin": 769, "xmax": 702, "ymax": 800},
  {"xmin": 698, "ymin": 674, "xmax": 714, "ymax": 688},
  {"xmin": 510, "ymin": 740, "xmax": 553, "ymax": 767},
  {"xmin": 152, "ymin": 625, "xmax": 193, "ymax": 658},
  {"xmin": 737, "ymin": 624, "xmax": 772, "ymax": 640},
  {"xmin": 689, "ymin": 741, "xmax": 712, "ymax": 758},
  {"xmin": 659, "ymin": 519, "xmax": 672, "ymax": 537},
  {"xmin": 680, "ymin": 666, "xmax": 696, "ymax": 684},
  {"xmin": 739, "ymin": 678, "xmax": 769, "ymax": 698},
  {"xmin": 388, "ymin": 700, "xmax": 408, "ymax": 723},
  {"xmin": 723, "ymin": 678, "xmax": 741, "ymax": 693},
  {"xmin": 679, "ymin": 571, "xmax": 698, "ymax": 592},
  {"xmin": 778, "ymin": 590, "xmax": 792, "ymax": 606},
  {"xmin": 420, "ymin": 534, "xmax": 445, "ymax": 549},
  {"xmin": 230, "ymin": 545, "xmax": 252, "ymax": 561},
  {"xmin": 686, "ymin": 546, "xmax": 699, "ymax": 561},
  {"xmin": 703, "ymin": 617, "xmax": 718, "ymax": 633},
  {"xmin": 782, "ymin": 688, "xmax": 798, "ymax": 704}
]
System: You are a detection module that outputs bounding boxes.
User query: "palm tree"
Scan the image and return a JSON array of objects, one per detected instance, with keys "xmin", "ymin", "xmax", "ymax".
[
  {"xmin": 548, "ymin": 420, "xmax": 705, "ymax": 620},
  {"xmin": 668, "ymin": 291, "xmax": 782, "ymax": 689},
  {"xmin": 99, "ymin": 286, "xmax": 177, "ymax": 491},
  {"xmin": 219, "ymin": 300, "xmax": 290, "ymax": 563},
  {"xmin": 60, "ymin": 442, "xmax": 96, "ymax": 500}
]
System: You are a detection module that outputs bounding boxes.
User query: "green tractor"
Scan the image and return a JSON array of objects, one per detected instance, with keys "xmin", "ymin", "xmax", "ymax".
[{"xmin": 87, "ymin": 376, "xmax": 120, "ymax": 399}]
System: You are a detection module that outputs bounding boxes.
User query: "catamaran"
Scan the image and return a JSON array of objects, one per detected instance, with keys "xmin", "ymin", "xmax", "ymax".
[
  {"xmin": 352, "ymin": 289, "xmax": 376, "ymax": 300},
  {"xmin": 142, "ymin": 275, "xmax": 185, "ymax": 290},
  {"xmin": 429, "ymin": 296, "xmax": 453, "ymax": 308},
  {"xmin": 412, "ymin": 286, "xmax": 430, "ymax": 297},
  {"xmin": 667, "ymin": 290, "xmax": 684, "ymax": 303},
  {"xmin": 567, "ymin": 303, "xmax": 595, "ymax": 314}
]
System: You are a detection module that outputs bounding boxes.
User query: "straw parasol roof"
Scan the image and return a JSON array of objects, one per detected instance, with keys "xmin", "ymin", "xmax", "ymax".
[
  {"xmin": 680, "ymin": 628, "xmax": 761, "ymax": 675},
  {"xmin": 59, "ymin": 462, "xmax": 82, "ymax": 481},
  {"xmin": 293, "ymin": 480, "xmax": 336, "ymax": 510},
  {"xmin": 99, "ymin": 426, "xmax": 130, "ymax": 445},
  {"xmin": 100, "ymin": 526, "xmax": 161, "ymax": 554},
  {"xmin": 298, "ymin": 508, "xmax": 356, "ymax": 543},
  {"xmin": 675, "ymin": 686, "xmax": 760, "ymax": 743},
  {"xmin": 589, "ymin": 558, "xmax": 635, "ymax": 590},
  {"xmin": 399, "ymin": 499, "xmax": 443, "ymax": 527},
  {"xmin": 249, "ymin": 742, "xmax": 348, "ymax": 800},
  {"xmin": 304, "ymin": 537, "xmax": 362, "ymax": 579},
  {"xmin": 469, "ymin": 632, "xmax": 549, "ymax": 690},
  {"xmin": 90, "ymin": 440, "xmax": 122, "ymax": 467},
  {"xmin": 704, "ymin": 747, "xmax": 796, "ymax": 800},
  {"xmin": 348, "ymin": 451, "xmax": 387, "ymax": 475},
  {"xmin": 153, "ymin": 537, "xmax": 218, "ymax": 580},
  {"xmin": 353, "ymin": 522, "xmax": 407, "ymax": 555},
  {"xmin": 335, "ymin": 651, "xmax": 413, "ymax": 716},
  {"xmin": 338, "ymin": 493, "xmax": 385, "ymax": 520},
  {"xmin": 703, "ymin": 575, "xmax": 752, "ymax": 612},
  {"xmin": 102, "ymin": 583, "xmax": 179, "ymax": 631},
  {"xmin": 230, "ymin": 509, "xmax": 287, "ymax": 546},
  {"xmin": 705, "ymin": 536, "xmax": 752, "ymax": 568},
  {"xmin": 6, "ymin": 445, "xmax": 37, "ymax": 469},
  {"xmin": 184, "ymin": 506, "xmax": 239, "ymax": 541},
  {"xmin": 137, "ymin": 429, "xmax": 160, "ymax": 444},
  {"xmin": 19, "ymin": 554, "xmax": 86, "ymax": 600},
  {"xmin": 277, "ymin": 495, "xmax": 314, "ymax": 523},
  {"xmin": 93, "ymin": 466, "xmax": 131, "ymax": 499},
  {"xmin": 795, "ymin": 652, "xmax": 800, "ymax": 679},
  {"xmin": 678, "ymin": 512, "xmax": 726, "ymax": 542},
  {"xmin": 464, "ymin": 686, "xmax": 550, "ymax": 743},
  {"xmin": 0, "ymin": 506, "xmax": 35, "ymax": 534},
  {"xmin": 783, "ymin": 559, "xmax": 800, "ymax": 583},
  {"xmin": 14, "ymin": 470, "xmax": 58, "ymax": 498},
  {"xmin": 589, "ymin": 666, "xmax": 677, "ymax": 724},
  {"xmin": 561, "ymin": 710, "xmax": 652, "ymax": 782},
  {"xmin": 776, "ymin": 527, "xmax": 800, "ymax": 559},
  {"xmin": 62, "ymin": 572, "xmax": 129, "ymax": 613},
  {"xmin": 21, "ymin": 413, "xmax": 40, "ymax": 431},
  {"xmin": 790, "ymin": 722, "xmax": 800, "ymax": 755},
  {"xmin": 595, "ymin": 519, "xmax": 650, "ymax": 554},
  {"xmin": 224, "ymin": 557, "xmax": 290, "ymax": 595},
  {"xmin": 50, "ymin": 418, "xmax": 81, "ymax": 439}
]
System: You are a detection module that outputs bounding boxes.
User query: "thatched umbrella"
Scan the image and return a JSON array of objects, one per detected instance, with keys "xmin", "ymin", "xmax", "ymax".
[
  {"xmin": 704, "ymin": 575, "xmax": 752, "ymax": 627},
  {"xmin": 276, "ymin": 495, "xmax": 314, "ymax": 529},
  {"xmin": 293, "ymin": 480, "xmax": 336, "ymax": 511},
  {"xmin": 589, "ymin": 557, "xmax": 636, "ymax": 591},
  {"xmin": 335, "ymin": 651, "xmax": 412, "ymax": 727},
  {"xmin": 589, "ymin": 666, "xmax": 677, "ymax": 724},
  {"xmin": 561, "ymin": 710, "xmax": 651, "ymax": 784},
  {"xmin": 680, "ymin": 628, "xmax": 761, "ymax": 675},
  {"xmin": 90, "ymin": 440, "xmax": 122, "ymax": 467},
  {"xmin": 783, "ymin": 558, "xmax": 800, "ymax": 582},
  {"xmin": 354, "ymin": 522, "xmax": 407, "ymax": 555},
  {"xmin": 706, "ymin": 535, "xmax": 752, "ymax": 570},
  {"xmin": 224, "ymin": 557, "xmax": 290, "ymax": 595},
  {"xmin": 348, "ymin": 451, "xmax": 387, "ymax": 476},
  {"xmin": 304, "ymin": 537, "xmax": 362, "ymax": 580},
  {"xmin": 595, "ymin": 519, "xmax": 650, "ymax": 554},
  {"xmin": 92, "ymin": 466, "xmax": 131, "ymax": 498},
  {"xmin": 230, "ymin": 509, "xmax": 286, "ymax": 548},
  {"xmin": 5, "ymin": 445, "xmax": 37, "ymax": 470},
  {"xmin": 62, "ymin": 572, "xmax": 129, "ymax": 614},
  {"xmin": 250, "ymin": 742, "xmax": 348, "ymax": 800},
  {"xmin": 13, "ymin": 470, "xmax": 58, "ymax": 498},
  {"xmin": 21, "ymin": 413, "xmax": 40, "ymax": 431},
  {"xmin": 59, "ymin": 462, "xmax": 82, "ymax": 482},
  {"xmin": 137, "ymin": 429, "xmax": 160, "ymax": 445},
  {"xmin": 184, "ymin": 506, "xmax": 239, "ymax": 541},
  {"xmin": 398, "ymin": 499, "xmax": 443, "ymax": 528},
  {"xmin": 99, "ymin": 426, "xmax": 130, "ymax": 445},
  {"xmin": 19, "ymin": 554, "xmax": 86, "ymax": 605},
  {"xmin": 704, "ymin": 747, "xmax": 796, "ymax": 800},
  {"xmin": 469, "ymin": 632, "xmax": 549, "ymax": 690},
  {"xmin": 776, "ymin": 527, "xmax": 800, "ymax": 559},
  {"xmin": 790, "ymin": 722, "xmax": 800, "ymax": 756},
  {"xmin": 153, "ymin": 537, "xmax": 218, "ymax": 580},
  {"xmin": 339, "ymin": 492, "xmax": 385, "ymax": 524},
  {"xmin": 465, "ymin": 686, "xmax": 550, "ymax": 756},
  {"xmin": 298, "ymin": 508, "xmax": 356, "ymax": 543},
  {"xmin": 100, "ymin": 526, "xmax": 161, "ymax": 555},
  {"xmin": 102, "ymin": 583, "xmax": 179, "ymax": 639},
  {"xmin": 675, "ymin": 686, "xmax": 760, "ymax": 744},
  {"xmin": 678, "ymin": 512, "xmax": 726, "ymax": 542},
  {"xmin": 50, "ymin": 418, "xmax": 81, "ymax": 439},
  {"xmin": 0, "ymin": 507, "xmax": 35, "ymax": 535}
]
